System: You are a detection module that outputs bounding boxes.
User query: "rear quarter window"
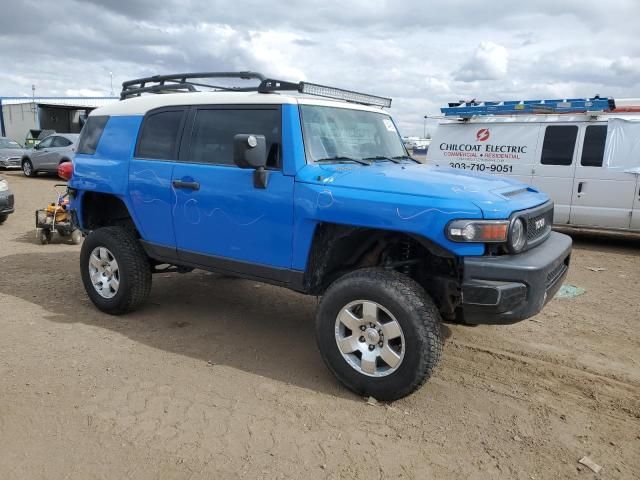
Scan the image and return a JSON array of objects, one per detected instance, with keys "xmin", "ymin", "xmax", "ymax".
[
  {"xmin": 77, "ymin": 115, "xmax": 110, "ymax": 155},
  {"xmin": 135, "ymin": 109, "xmax": 185, "ymax": 160}
]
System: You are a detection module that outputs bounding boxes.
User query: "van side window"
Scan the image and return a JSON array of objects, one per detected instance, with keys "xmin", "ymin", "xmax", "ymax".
[
  {"xmin": 541, "ymin": 126, "xmax": 578, "ymax": 166},
  {"xmin": 581, "ymin": 125, "xmax": 607, "ymax": 167},
  {"xmin": 188, "ymin": 108, "xmax": 280, "ymax": 167},
  {"xmin": 136, "ymin": 110, "xmax": 185, "ymax": 160}
]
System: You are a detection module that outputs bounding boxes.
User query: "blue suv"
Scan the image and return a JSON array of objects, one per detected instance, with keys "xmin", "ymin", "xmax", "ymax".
[{"xmin": 69, "ymin": 72, "xmax": 571, "ymax": 400}]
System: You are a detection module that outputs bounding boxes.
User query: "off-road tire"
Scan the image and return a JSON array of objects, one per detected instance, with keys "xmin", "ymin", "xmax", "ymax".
[
  {"xmin": 316, "ymin": 267, "xmax": 443, "ymax": 401},
  {"xmin": 80, "ymin": 226, "xmax": 152, "ymax": 315}
]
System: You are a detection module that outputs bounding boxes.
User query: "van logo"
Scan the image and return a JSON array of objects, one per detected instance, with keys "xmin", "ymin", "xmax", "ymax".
[
  {"xmin": 476, "ymin": 128, "xmax": 490, "ymax": 142},
  {"xmin": 534, "ymin": 218, "xmax": 546, "ymax": 229}
]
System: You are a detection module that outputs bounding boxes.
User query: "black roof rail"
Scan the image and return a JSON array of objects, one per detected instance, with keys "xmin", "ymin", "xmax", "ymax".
[
  {"xmin": 120, "ymin": 71, "xmax": 266, "ymax": 100},
  {"xmin": 120, "ymin": 71, "xmax": 392, "ymax": 108}
]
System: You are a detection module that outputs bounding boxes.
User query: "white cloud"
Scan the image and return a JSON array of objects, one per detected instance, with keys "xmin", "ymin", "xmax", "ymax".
[{"xmin": 455, "ymin": 41, "xmax": 509, "ymax": 82}]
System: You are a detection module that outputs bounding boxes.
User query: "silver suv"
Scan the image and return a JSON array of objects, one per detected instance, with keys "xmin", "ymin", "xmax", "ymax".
[{"xmin": 21, "ymin": 133, "xmax": 79, "ymax": 177}]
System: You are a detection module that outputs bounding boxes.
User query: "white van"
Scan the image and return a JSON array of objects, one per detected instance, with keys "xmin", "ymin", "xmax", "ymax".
[{"xmin": 428, "ymin": 97, "xmax": 640, "ymax": 232}]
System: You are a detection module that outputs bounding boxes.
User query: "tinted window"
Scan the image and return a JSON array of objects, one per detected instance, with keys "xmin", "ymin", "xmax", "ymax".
[
  {"xmin": 52, "ymin": 136, "xmax": 72, "ymax": 147},
  {"xmin": 38, "ymin": 137, "xmax": 54, "ymax": 148},
  {"xmin": 541, "ymin": 126, "xmax": 578, "ymax": 166},
  {"xmin": 77, "ymin": 115, "xmax": 109, "ymax": 155},
  {"xmin": 136, "ymin": 110, "xmax": 184, "ymax": 160},
  {"xmin": 581, "ymin": 125, "xmax": 607, "ymax": 167},
  {"xmin": 188, "ymin": 109, "xmax": 280, "ymax": 167}
]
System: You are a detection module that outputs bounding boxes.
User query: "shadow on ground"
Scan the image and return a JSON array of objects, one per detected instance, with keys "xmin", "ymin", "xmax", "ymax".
[{"xmin": 0, "ymin": 251, "xmax": 451, "ymax": 399}]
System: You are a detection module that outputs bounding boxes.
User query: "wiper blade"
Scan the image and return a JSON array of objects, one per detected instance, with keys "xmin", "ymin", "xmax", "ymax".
[
  {"xmin": 363, "ymin": 155, "xmax": 401, "ymax": 163},
  {"xmin": 315, "ymin": 156, "xmax": 371, "ymax": 165},
  {"xmin": 392, "ymin": 155, "xmax": 421, "ymax": 164}
]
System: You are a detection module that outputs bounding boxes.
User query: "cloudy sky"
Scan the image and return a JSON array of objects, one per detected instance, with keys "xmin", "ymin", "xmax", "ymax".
[{"xmin": 1, "ymin": 0, "xmax": 639, "ymax": 136}]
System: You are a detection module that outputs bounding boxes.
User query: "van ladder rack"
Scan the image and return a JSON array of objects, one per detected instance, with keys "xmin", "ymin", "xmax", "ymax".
[
  {"xmin": 441, "ymin": 96, "xmax": 615, "ymax": 118},
  {"xmin": 120, "ymin": 72, "xmax": 392, "ymax": 108}
]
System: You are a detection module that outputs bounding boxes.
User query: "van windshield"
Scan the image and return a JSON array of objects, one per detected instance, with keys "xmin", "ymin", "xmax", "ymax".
[{"xmin": 299, "ymin": 105, "xmax": 406, "ymax": 163}]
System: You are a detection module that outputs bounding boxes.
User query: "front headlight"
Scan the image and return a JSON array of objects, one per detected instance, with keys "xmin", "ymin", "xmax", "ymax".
[
  {"xmin": 0, "ymin": 179, "xmax": 8, "ymax": 192},
  {"xmin": 446, "ymin": 220, "xmax": 509, "ymax": 243},
  {"xmin": 509, "ymin": 217, "xmax": 526, "ymax": 253}
]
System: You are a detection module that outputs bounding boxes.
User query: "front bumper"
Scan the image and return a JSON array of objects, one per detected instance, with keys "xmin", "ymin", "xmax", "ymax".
[
  {"xmin": 460, "ymin": 232, "xmax": 572, "ymax": 325},
  {"xmin": 0, "ymin": 191, "xmax": 15, "ymax": 215},
  {"xmin": 0, "ymin": 158, "xmax": 21, "ymax": 168}
]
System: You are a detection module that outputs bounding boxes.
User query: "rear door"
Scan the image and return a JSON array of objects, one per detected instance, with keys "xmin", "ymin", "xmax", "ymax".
[
  {"xmin": 570, "ymin": 124, "xmax": 636, "ymax": 229},
  {"xmin": 530, "ymin": 125, "xmax": 579, "ymax": 224},
  {"xmin": 171, "ymin": 105, "xmax": 295, "ymax": 273},
  {"xmin": 428, "ymin": 123, "xmax": 537, "ymax": 184},
  {"xmin": 128, "ymin": 107, "xmax": 187, "ymax": 249},
  {"xmin": 49, "ymin": 136, "xmax": 73, "ymax": 170}
]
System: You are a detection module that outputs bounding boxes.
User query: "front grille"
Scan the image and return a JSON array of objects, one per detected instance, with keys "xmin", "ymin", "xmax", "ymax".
[{"xmin": 526, "ymin": 208, "xmax": 553, "ymax": 242}]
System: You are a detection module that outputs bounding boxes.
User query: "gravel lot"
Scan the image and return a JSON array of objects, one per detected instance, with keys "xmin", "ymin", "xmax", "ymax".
[{"xmin": 1, "ymin": 170, "xmax": 638, "ymax": 479}]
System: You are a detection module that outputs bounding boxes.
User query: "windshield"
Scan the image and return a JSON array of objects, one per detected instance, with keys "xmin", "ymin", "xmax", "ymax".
[
  {"xmin": 300, "ymin": 105, "xmax": 406, "ymax": 163},
  {"xmin": 0, "ymin": 138, "xmax": 21, "ymax": 149}
]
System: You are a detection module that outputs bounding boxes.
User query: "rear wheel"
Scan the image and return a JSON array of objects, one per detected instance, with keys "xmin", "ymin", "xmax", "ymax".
[
  {"xmin": 316, "ymin": 268, "xmax": 443, "ymax": 401},
  {"xmin": 39, "ymin": 229, "xmax": 52, "ymax": 244},
  {"xmin": 22, "ymin": 159, "xmax": 35, "ymax": 177},
  {"xmin": 80, "ymin": 226, "xmax": 152, "ymax": 314}
]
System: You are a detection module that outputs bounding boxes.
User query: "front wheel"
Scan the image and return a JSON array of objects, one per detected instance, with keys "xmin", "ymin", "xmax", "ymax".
[
  {"xmin": 80, "ymin": 226, "xmax": 152, "ymax": 314},
  {"xmin": 316, "ymin": 268, "xmax": 443, "ymax": 401},
  {"xmin": 22, "ymin": 159, "xmax": 35, "ymax": 177}
]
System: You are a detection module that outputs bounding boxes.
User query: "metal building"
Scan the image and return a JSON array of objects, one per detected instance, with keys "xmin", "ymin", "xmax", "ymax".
[{"xmin": 0, "ymin": 97, "xmax": 117, "ymax": 144}]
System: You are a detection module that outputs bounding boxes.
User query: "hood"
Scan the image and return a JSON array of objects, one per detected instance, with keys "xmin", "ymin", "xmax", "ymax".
[
  {"xmin": 0, "ymin": 148, "xmax": 25, "ymax": 158},
  {"xmin": 296, "ymin": 162, "xmax": 549, "ymax": 218}
]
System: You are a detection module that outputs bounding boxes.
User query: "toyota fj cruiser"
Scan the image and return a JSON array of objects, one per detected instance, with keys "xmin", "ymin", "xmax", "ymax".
[{"xmin": 68, "ymin": 72, "xmax": 572, "ymax": 400}]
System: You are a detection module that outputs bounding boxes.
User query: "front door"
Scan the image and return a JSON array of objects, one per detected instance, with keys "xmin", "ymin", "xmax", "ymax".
[
  {"xmin": 31, "ymin": 136, "xmax": 56, "ymax": 170},
  {"xmin": 172, "ymin": 106, "xmax": 295, "ymax": 277},
  {"xmin": 570, "ymin": 124, "xmax": 637, "ymax": 229},
  {"xmin": 530, "ymin": 124, "xmax": 579, "ymax": 224},
  {"xmin": 631, "ymin": 174, "xmax": 640, "ymax": 231}
]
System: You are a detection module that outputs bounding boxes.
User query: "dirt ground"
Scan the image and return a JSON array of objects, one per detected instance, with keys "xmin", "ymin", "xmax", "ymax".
[{"xmin": 0, "ymin": 170, "xmax": 638, "ymax": 480}]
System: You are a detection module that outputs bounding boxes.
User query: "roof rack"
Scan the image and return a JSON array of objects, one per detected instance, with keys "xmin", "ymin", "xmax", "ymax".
[
  {"xmin": 441, "ymin": 96, "xmax": 615, "ymax": 118},
  {"xmin": 120, "ymin": 71, "xmax": 392, "ymax": 108}
]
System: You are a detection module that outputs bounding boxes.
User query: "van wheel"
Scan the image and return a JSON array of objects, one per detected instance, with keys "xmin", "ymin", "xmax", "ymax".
[
  {"xmin": 316, "ymin": 268, "xmax": 443, "ymax": 401},
  {"xmin": 22, "ymin": 159, "xmax": 35, "ymax": 177},
  {"xmin": 80, "ymin": 226, "xmax": 152, "ymax": 314}
]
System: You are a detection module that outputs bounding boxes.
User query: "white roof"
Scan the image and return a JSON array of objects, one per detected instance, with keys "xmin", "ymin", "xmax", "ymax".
[{"xmin": 93, "ymin": 91, "xmax": 390, "ymax": 116}]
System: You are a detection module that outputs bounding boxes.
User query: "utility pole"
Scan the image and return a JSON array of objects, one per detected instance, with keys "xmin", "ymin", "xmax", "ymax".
[
  {"xmin": 423, "ymin": 115, "xmax": 427, "ymax": 138},
  {"xmin": 109, "ymin": 72, "xmax": 114, "ymax": 96},
  {"xmin": 32, "ymin": 84, "xmax": 37, "ymax": 123}
]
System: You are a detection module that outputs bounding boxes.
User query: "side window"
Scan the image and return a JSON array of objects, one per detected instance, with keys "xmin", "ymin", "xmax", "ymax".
[
  {"xmin": 38, "ymin": 137, "xmax": 54, "ymax": 149},
  {"xmin": 136, "ymin": 110, "xmax": 185, "ymax": 160},
  {"xmin": 188, "ymin": 108, "xmax": 280, "ymax": 167},
  {"xmin": 52, "ymin": 136, "xmax": 72, "ymax": 147},
  {"xmin": 581, "ymin": 125, "xmax": 607, "ymax": 167},
  {"xmin": 77, "ymin": 115, "xmax": 110, "ymax": 155},
  {"xmin": 541, "ymin": 125, "xmax": 578, "ymax": 166}
]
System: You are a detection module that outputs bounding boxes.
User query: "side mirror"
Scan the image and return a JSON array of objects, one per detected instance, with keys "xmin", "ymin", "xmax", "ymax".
[
  {"xmin": 233, "ymin": 134, "xmax": 269, "ymax": 189},
  {"xmin": 233, "ymin": 134, "xmax": 267, "ymax": 169}
]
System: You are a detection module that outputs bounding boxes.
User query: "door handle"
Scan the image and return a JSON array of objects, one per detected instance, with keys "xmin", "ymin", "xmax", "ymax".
[
  {"xmin": 172, "ymin": 180, "xmax": 200, "ymax": 190},
  {"xmin": 577, "ymin": 181, "xmax": 585, "ymax": 195}
]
